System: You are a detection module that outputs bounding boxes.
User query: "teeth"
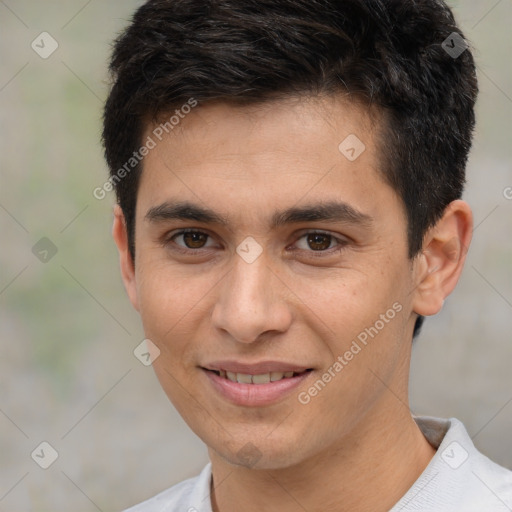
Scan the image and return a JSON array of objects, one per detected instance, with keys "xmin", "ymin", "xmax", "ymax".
[
  {"xmin": 236, "ymin": 373, "xmax": 252, "ymax": 384},
  {"xmin": 220, "ymin": 370, "xmax": 302, "ymax": 384},
  {"xmin": 252, "ymin": 373, "xmax": 271, "ymax": 384}
]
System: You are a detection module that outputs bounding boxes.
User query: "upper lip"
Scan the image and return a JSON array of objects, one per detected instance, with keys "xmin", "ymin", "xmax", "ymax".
[{"xmin": 202, "ymin": 360, "xmax": 312, "ymax": 374}]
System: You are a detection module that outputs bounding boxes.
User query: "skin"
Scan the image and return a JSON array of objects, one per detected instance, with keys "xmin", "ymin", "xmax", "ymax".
[{"xmin": 113, "ymin": 95, "xmax": 473, "ymax": 512}]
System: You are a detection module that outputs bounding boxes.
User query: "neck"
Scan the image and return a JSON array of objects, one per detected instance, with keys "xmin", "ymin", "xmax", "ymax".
[{"xmin": 209, "ymin": 399, "xmax": 435, "ymax": 512}]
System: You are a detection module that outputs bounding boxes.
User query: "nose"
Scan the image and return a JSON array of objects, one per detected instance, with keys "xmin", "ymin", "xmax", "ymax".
[{"xmin": 211, "ymin": 251, "xmax": 293, "ymax": 344}]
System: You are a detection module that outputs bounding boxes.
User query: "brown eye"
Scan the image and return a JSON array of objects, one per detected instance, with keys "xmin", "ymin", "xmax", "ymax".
[
  {"xmin": 181, "ymin": 231, "xmax": 209, "ymax": 249},
  {"xmin": 169, "ymin": 230, "xmax": 214, "ymax": 251},
  {"xmin": 306, "ymin": 233, "xmax": 333, "ymax": 251},
  {"xmin": 292, "ymin": 231, "xmax": 347, "ymax": 257}
]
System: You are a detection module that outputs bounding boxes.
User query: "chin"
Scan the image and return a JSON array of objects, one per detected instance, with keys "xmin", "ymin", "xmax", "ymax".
[{"xmin": 209, "ymin": 434, "xmax": 310, "ymax": 471}]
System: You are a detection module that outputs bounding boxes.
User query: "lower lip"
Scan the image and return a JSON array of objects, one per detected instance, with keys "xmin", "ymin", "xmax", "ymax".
[{"xmin": 203, "ymin": 369, "xmax": 312, "ymax": 407}]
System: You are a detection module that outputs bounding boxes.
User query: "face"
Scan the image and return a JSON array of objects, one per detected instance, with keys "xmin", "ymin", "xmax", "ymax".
[{"xmin": 118, "ymin": 96, "xmax": 423, "ymax": 470}]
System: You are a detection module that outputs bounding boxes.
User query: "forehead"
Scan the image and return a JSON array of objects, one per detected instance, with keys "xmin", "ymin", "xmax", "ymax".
[
  {"xmin": 136, "ymin": 95, "xmax": 397, "ymax": 228},
  {"xmin": 145, "ymin": 95, "xmax": 380, "ymax": 169}
]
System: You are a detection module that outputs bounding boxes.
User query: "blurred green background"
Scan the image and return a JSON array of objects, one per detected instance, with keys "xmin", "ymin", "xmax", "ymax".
[{"xmin": 0, "ymin": 1, "xmax": 511, "ymax": 510}]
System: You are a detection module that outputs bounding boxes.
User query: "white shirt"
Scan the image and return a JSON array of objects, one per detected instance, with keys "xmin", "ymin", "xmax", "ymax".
[{"xmin": 123, "ymin": 417, "xmax": 512, "ymax": 512}]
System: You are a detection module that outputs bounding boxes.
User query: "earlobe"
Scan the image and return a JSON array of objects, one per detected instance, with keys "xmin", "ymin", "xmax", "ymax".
[
  {"xmin": 112, "ymin": 205, "xmax": 140, "ymax": 311},
  {"xmin": 412, "ymin": 200, "xmax": 473, "ymax": 317}
]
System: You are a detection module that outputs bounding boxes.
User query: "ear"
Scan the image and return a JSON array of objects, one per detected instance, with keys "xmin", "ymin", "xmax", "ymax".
[
  {"xmin": 112, "ymin": 205, "xmax": 140, "ymax": 311},
  {"xmin": 412, "ymin": 200, "xmax": 473, "ymax": 317}
]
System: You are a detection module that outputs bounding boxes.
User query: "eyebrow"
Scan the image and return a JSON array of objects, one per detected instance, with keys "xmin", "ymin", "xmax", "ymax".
[{"xmin": 145, "ymin": 200, "xmax": 373, "ymax": 229}]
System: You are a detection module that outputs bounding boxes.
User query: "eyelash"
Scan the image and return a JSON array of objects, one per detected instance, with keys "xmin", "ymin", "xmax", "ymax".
[{"xmin": 163, "ymin": 229, "xmax": 348, "ymax": 258}]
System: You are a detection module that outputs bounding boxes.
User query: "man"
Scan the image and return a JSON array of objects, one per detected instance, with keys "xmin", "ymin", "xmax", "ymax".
[{"xmin": 102, "ymin": 0, "xmax": 512, "ymax": 510}]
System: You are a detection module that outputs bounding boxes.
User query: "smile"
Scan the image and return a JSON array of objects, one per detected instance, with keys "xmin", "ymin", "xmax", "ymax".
[
  {"xmin": 210, "ymin": 369, "xmax": 310, "ymax": 384},
  {"xmin": 202, "ymin": 367, "xmax": 313, "ymax": 406}
]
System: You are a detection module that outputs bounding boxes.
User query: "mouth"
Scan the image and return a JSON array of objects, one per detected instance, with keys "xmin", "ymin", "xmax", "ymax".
[
  {"xmin": 201, "ymin": 365, "xmax": 314, "ymax": 406},
  {"xmin": 205, "ymin": 368, "xmax": 312, "ymax": 384}
]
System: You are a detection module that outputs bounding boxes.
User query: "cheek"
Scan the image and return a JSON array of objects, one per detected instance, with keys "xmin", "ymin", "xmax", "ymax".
[
  {"xmin": 293, "ymin": 263, "xmax": 409, "ymax": 380},
  {"xmin": 138, "ymin": 256, "xmax": 204, "ymax": 319},
  {"xmin": 135, "ymin": 261, "xmax": 212, "ymax": 360},
  {"xmin": 136, "ymin": 266, "xmax": 209, "ymax": 411},
  {"xmin": 289, "ymin": 266, "xmax": 389, "ymax": 337}
]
